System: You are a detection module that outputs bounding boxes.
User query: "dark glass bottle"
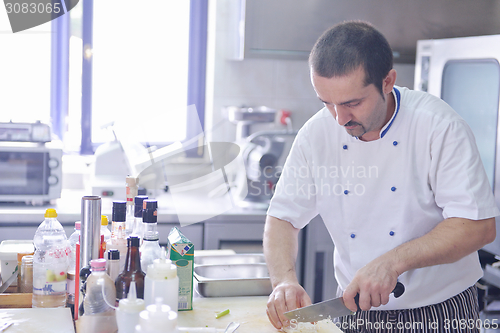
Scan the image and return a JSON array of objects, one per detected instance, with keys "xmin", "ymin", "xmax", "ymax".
[{"xmin": 115, "ymin": 236, "xmax": 145, "ymax": 301}]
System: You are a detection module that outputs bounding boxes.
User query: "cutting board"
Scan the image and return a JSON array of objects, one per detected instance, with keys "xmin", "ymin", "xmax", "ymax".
[
  {"xmin": 0, "ymin": 308, "xmax": 75, "ymax": 333},
  {"xmin": 178, "ymin": 296, "xmax": 275, "ymax": 333}
]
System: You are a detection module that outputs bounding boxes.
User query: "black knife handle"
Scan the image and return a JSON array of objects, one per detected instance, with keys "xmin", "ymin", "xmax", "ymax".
[{"xmin": 353, "ymin": 282, "xmax": 405, "ymax": 312}]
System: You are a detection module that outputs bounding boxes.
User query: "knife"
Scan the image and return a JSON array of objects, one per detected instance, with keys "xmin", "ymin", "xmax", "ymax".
[
  {"xmin": 284, "ymin": 282, "xmax": 405, "ymax": 322},
  {"xmin": 0, "ymin": 269, "xmax": 18, "ymax": 294}
]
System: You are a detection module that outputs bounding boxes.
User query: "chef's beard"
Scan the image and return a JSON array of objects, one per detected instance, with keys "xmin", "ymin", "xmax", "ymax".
[{"xmin": 344, "ymin": 121, "xmax": 366, "ymax": 138}]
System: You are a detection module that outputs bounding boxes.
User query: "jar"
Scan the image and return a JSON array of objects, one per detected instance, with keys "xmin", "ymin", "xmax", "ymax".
[{"xmin": 19, "ymin": 255, "xmax": 33, "ymax": 293}]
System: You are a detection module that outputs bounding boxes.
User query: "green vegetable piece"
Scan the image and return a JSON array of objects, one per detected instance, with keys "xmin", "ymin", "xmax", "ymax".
[{"xmin": 215, "ymin": 309, "xmax": 230, "ymax": 319}]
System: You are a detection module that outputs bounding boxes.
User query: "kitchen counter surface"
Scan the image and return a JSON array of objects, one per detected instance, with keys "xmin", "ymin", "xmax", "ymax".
[{"xmin": 0, "ymin": 190, "xmax": 268, "ymax": 225}]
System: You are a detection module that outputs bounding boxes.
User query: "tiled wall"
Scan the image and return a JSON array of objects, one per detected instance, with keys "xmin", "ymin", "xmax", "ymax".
[{"xmin": 205, "ymin": 0, "xmax": 415, "ymax": 144}]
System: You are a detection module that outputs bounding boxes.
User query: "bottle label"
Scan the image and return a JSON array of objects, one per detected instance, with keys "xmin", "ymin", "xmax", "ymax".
[{"xmin": 33, "ymin": 266, "xmax": 68, "ymax": 295}]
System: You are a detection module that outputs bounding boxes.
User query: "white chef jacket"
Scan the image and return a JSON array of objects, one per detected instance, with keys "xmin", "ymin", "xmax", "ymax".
[{"xmin": 267, "ymin": 86, "xmax": 500, "ymax": 310}]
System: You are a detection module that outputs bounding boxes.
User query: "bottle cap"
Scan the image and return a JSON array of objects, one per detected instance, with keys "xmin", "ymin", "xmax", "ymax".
[
  {"xmin": 118, "ymin": 281, "xmax": 145, "ymax": 312},
  {"xmin": 134, "ymin": 196, "xmax": 148, "ymax": 218},
  {"xmin": 44, "ymin": 208, "xmax": 57, "ymax": 218},
  {"xmin": 75, "ymin": 221, "xmax": 81, "ymax": 230},
  {"xmin": 128, "ymin": 236, "xmax": 140, "ymax": 247},
  {"xmin": 101, "ymin": 215, "xmax": 109, "ymax": 226},
  {"xmin": 108, "ymin": 249, "xmax": 120, "ymax": 260},
  {"xmin": 138, "ymin": 298, "xmax": 177, "ymax": 331},
  {"xmin": 112, "ymin": 201, "xmax": 127, "ymax": 222},
  {"xmin": 143, "ymin": 200, "xmax": 158, "ymax": 223},
  {"xmin": 147, "ymin": 248, "xmax": 177, "ymax": 279},
  {"xmin": 90, "ymin": 258, "xmax": 106, "ymax": 270}
]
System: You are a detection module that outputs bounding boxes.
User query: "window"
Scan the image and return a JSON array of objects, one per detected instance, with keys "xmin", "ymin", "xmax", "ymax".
[{"xmin": 1, "ymin": 0, "xmax": 206, "ymax": 156}]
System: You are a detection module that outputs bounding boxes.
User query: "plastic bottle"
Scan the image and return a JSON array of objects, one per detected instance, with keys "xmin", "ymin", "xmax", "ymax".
[
  {"xmin": 126, "ymin": 176, "xmax": 139, "ymax": 237},
  {"xmin": 32, "ymin": 208, "xmax": 71, "ymax": 308},
  {"xmin": 68, "ymin": 221, "xmax": 81, "ymax": 274},
  {"xmin": 83, "ymin": 258, "xmax": 117, "ymax": 315},
  {"xmin": 134, "ymin": 298, "xmax": 177, "ymax": 333},
  {"xmin": 144, "ymin": 249, "xmax": 179, "ymax": 312},
  {"xmin": 133, "ymin": 195, "xmax": 148, "ymax": 241},
  {"xmin": 107, "ymin": 249, "xmax": 121, "ymax": 282},
  {"xmin": 116, "ymin": 281, "xmax": 145, "ymax": 333},
  {"xmin": 106, "ymin": 201, "xmax": 128, "ymax": 272},
  {"xmin": 140, "ymin": 200, "xmax": 162, "ymax": 271},
  {"xmin": 100, "ymin": 215, "xmax": 111, "ymax": 258},
  {"xmin": 116, "ymin": 236, "xmax": 145, "ymax": 301}
]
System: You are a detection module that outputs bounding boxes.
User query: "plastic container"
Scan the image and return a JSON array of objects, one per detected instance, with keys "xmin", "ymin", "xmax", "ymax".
[
  {"xmin": 116, "ymin": 281, "xmax": 145, "ymax": 333},
  {"xmin": 106, "ymin": 201, "xmax": 128, "ymax": 272},
  {"xmin": 144, "ymin": 250, "xmax": 179, "ymax": 312},
  {"xmin": 19, "ymin": 255, "xmax": 33, "ymax": 293},
  {"xmin": 100, "ymin": 215, "xmax": 111, "ymax": 258},
  {"xmin": 83, "ymin": 258, "xmax": 116, "ymax": 315},
  {"xmin": 140, "ymin": 200, "xmax": 161, "ymax": 271},
  {"xmin": 68, "ymin": 221, "xmax": 81, "ymax": 274},
  {"xmin": 32, "ymin": 208, "xmax": 70, "ymax": 308},
  {"xmin": 134, "ymin": 298, "xmax": 177, "ymax": 333},
  {"xmin": 106, "ymin": 249, "xmax": 121, "ymax": 282},
  {"xmin": 0, "ymin": 240, "xmax": 34, "ymax": 286}
]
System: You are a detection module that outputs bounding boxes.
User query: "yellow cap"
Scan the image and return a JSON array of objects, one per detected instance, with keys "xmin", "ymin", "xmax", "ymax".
[
  {"xmin": 44, "ymin": 208, "xmax": 57, "ymax": 218},
  {"xmin": 101, "ymin": 215, "xmax": 109, "ymax": 226}
]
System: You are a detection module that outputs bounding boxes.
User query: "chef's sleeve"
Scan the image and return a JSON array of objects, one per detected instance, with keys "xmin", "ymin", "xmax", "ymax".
[
  {"xmin": 429, "ymin": 119, "xmax": 500, "ymax": 220},
  {"xmin": 267, "ymin": 129, "xmax": 318, "ymax": 229}
]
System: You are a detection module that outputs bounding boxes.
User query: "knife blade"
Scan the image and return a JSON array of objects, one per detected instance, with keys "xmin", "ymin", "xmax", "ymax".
[
  {"xmin": 0, "ymin": 269, "xmax": 18, "ymax": 294},
  {"xmin": 284, "ymin": 282, "xmax": 405, "ymax": 322}
]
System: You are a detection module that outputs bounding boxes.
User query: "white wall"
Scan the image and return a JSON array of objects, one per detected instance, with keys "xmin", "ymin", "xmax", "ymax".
[{"xmin": 205, "ymin": 0, "xmax": 415, "ymax": 144}]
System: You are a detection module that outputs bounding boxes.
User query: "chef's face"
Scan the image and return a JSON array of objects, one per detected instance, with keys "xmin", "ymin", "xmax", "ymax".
[{"xmin": 311, "ymin": 66, "xmax": 396, "ymax": 141}]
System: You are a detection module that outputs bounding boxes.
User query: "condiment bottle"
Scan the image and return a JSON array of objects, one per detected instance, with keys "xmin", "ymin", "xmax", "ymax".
[
  {"xmin": 100, "ymin": 215, "xmax": 111, "ymax": 258},
  {"xmin": 140, "ymin": 200, "xmax": 161, "ymax": 271},
  {"xmin": 134, "ymin": 298, "xmax": 177, "ymax": 333},
  {"xmin": 116, "ymin": 281, "xmax": 145, "ymax": 333},
  {"xmin": 115, "ymin": 236, "xmax": 145, "ymax": 301},
  {"xmin": 17, "ymin": 252, "xmax": 33, "ymax": 292},
  {"xmin": 32, "ymin": 208, "xmax": 70, "ymax": 308},
  {"xmin": 106, "ymin": 201, "xmax": 128, "ymax": 272},
  {"xmin": 19, "ymin": 255, "xmax": 33, "ymax": 293},
  {"xmin": 144, "ymin": 249, "xmax": 179, "ymax": 312},
  {"xmin": 106, "ymin": 249, "xmax": 121, "ymax": 282},
  {"xmin": 68, "ymin": 221, "xmax": 81, "ymax": 275},
  {"xmin": 83, "ymin": 258, "xmax": 116, "ymax": 315},
  {"xmin": 133, "ymin": 195, "xmax": 148, "ymax": 241},
  {"xmin": 126, "ymin": 177, "xmax": 139, "ymax": 237}
]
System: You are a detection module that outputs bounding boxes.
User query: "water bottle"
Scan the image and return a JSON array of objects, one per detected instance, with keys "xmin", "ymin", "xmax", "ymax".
[
  {"xmin": 83, "ymin": 258, "xmax": 117, "ymax": 315},
  {"xmin": 32, "ymin": 208, "xmax": 71, "ymax": 308},
  {"xmin": 68, "ymin": 221, "xmax": 80, "ymax": 274}
]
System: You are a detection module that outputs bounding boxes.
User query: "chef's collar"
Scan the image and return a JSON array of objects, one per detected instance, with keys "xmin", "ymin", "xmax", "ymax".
[{"xmin": 379, "ymin": 87, "xmax": 401, "ymax": 138}]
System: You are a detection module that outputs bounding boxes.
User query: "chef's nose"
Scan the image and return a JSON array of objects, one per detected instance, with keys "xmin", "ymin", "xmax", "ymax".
[{"xmin": 335, "ymin": 105, "xmax": 352, "ymax": 127}]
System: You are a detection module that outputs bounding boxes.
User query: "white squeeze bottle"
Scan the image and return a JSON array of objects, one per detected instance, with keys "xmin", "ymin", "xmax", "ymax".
[
  {"xmin": 32, "ymin": 208, "xmax": 70, "ymax": 308},
  {"xmin": 116, "ymin": 281, "xmax": 145, "ymax": 333},
  {"xmin": 134, "ymin": 298, "xmax": 177, "ymax": 333},
  {"xmin": 144, "ymin": 249, "xmax": 179, "ymax": 312}
]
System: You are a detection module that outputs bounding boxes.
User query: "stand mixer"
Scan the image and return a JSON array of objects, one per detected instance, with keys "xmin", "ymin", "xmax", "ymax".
[{"xmin": 227, "ymin": 106, "xmax": 296, "ymax": 209}]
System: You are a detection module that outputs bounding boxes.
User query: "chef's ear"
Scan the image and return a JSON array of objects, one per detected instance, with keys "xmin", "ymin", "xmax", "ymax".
[{"xmin": 383, "ymin": 69, "xmax": 397, "ymax": 95}]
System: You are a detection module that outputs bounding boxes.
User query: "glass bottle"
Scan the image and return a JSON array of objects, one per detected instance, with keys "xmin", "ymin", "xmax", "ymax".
[
  {"xmin": 133, "ymin": 195, "xmax": 148, "ymax": 241},
  {"xmin": 106, "ymin": 201, "xmax": 128, "ymax": 272},
  {"xmin": 115, "ymin": 236, "xmax": 145, "ymax": 301},
  {"xmin": 140, "ymin": 200, "xmax": 162, "ymax": 271},
  {"xmin": 83, "ymin": 259, "xmax": 116, "ymax": 315},
  {"xmin": 32, "ymin": 208, "xmax": 70, "ymax": 308},
  {"xmin": 125, "ymin": 176, "xmax": 138, "ymax": 237}
]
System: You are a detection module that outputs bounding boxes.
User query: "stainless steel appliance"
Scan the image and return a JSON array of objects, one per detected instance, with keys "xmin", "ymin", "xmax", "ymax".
[
  {"xmin": 414, "ymin": 35, "xmax": 500, "ymax": 258},
  {"xmin": 0, "ymin": 122, "xmax": 62, "ymax": 204}
]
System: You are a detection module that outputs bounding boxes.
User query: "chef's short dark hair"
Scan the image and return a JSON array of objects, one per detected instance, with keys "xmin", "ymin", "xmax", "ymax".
[{"xmin": 309, "ymin": 21, "xmax": 393, "ymax": 97}]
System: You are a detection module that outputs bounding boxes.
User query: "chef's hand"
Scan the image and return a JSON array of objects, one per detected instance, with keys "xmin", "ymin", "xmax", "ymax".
[
  {"xmin": 266, "ymin": 281, "xmax": 311, "ymax": 329},
  {"xmin": 343, "ymin": 256, "xmax": 400, "ymax": 312}
]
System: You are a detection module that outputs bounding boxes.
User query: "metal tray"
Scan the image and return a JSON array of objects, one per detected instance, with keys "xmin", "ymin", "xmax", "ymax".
[
  {"xmin": 194, "ymin": 263, "xmax": 272, "ymax": 297},
  {"xmin": 194, "ymin": 253, "xmax": 266, "ymax": 266}
]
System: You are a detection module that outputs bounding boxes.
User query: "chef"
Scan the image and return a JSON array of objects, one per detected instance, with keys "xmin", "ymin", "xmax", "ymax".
[{"xmin": 264, "ymin": 21, "xmax": 499, "ymax": 332}]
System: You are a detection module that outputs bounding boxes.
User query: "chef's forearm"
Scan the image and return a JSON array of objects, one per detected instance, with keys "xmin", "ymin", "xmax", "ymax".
[
  {"xmin": 263, "ymin": 215, "xmax": 301, "ymax": 287},
  {"xmin": 389, "ymin": 217, "xmax": 496, "ymax": 275}
]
